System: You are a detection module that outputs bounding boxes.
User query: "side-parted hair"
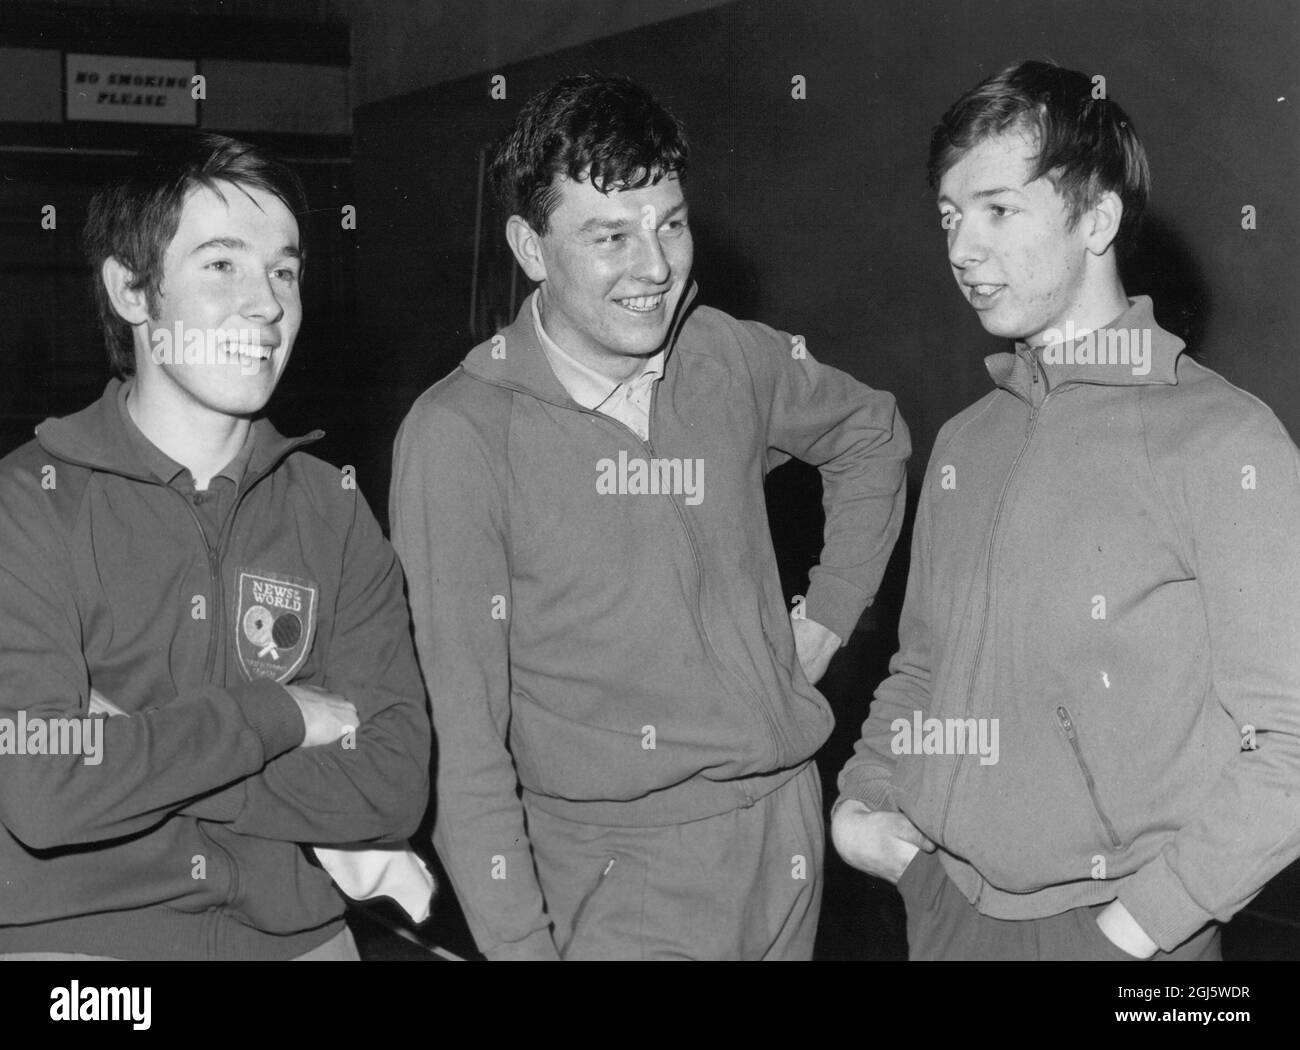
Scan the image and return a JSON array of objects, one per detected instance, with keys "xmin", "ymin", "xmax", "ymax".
[
  {"xmin": 489, "ymin": 73, "xmax": 689, "ymax": 235},
  {"xmin": 928, "ymin": 60, "xmax": 1150, "ymax": 247},
  {"xmin": 82, "ymin": 132, "xmax": 308, "ymax": 378}
]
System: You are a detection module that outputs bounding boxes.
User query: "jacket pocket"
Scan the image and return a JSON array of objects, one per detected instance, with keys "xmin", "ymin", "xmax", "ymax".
[{"xmin": 1056, "ymin": 705, "xmax": 1123, "ymax": 849}]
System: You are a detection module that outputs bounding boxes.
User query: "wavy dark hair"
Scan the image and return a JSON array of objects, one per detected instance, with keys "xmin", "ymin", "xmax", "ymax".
[
  {"xmin": 489, "ymin": 73, "xmax": 689, "ymax": 235},
  {"xmin": 928, "ymin": 60, "xmax": 1150, "ymax": 246},
  {"xmin": 83, "ymin": 132, "xmax": 308, "ymax": 377}
]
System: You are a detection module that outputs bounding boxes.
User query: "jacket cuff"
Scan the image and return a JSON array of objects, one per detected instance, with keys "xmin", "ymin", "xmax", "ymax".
[
  {"xmin": 483, "ymin": 928, "xmax": 562, "ymax": 961},
  {"xmin": 227, "ymin": 679, "xmax": 304, "ymax": 761},
  {"xmin": 805, "ymin": 571, "xmax": 868, "ymax": 646},
  {"xmin": 1117, "ymin": 852, "xmax": 1216, "ymax": 953},
  {"xmin": 835, "ymin": 772, "xmax": 897, "ymax": 813}
]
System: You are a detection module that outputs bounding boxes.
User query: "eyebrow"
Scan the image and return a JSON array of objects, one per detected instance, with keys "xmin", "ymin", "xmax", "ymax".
[
  {"xmin": 937, "ymin": 187, "xmax": 1024, "ymax": 206},
  {"xmin": 577, "ymin": 200, "xmax": 687, "ymax": 234},
  {"xmin": 191, "ymin": 236, "xmax": 302, "ymax": 259}
]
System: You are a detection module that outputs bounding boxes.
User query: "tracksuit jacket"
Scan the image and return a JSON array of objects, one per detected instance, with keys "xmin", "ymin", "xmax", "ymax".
[
  {"xmin": 0, "ymin": 379, "xmax": 430, "ymax": 959},
  {"xmin": 837, "ymin": 297, "xmax": 1300, "ymax": 952},
  {"xmin": 391, "ymin": 285, "xmax": 910, "ymax": 959}
]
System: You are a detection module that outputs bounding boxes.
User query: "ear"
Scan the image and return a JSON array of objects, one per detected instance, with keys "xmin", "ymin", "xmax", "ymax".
[
  {"xmin": 505, "ymin": 215, "xmax": 548, "ymax": 283},
  {"xmin": 1084, "ymin": 190, "xmax": 1123, "ymax": 256},
  {"xmin": 101, "ymin": 257, "xmax": 152, "ymax": 325}
]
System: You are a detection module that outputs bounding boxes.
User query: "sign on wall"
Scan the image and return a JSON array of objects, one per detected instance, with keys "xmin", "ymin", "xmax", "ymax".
[{"xmin": 64, "ymin": 53, "xmax": 198, "ymax": 125}]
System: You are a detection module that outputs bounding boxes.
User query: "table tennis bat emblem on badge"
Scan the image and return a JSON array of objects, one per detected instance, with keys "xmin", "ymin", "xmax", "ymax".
[{"xmin": 236, "ymin": 571, "xmax": 317, "ymax": 682}]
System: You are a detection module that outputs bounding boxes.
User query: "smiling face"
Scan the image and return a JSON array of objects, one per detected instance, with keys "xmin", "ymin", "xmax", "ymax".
[
  {"xmin": 511, "ymin": 172, "xmax": 692, "ymax": 379},
  {"xmin": 133, "ymin": 180, "xmax": 302, "ymax": 418},
  {"xmin": 938, "ymin": 129, "xmax": 1100, "ymax": 345}
]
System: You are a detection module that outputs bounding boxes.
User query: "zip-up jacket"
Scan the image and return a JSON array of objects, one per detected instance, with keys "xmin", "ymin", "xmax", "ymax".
[
  {"xmin": 837, "ymin": 297, "xmax": 1300, "ymax": 952},
  {"xmin": 0, "ymin": 379, "xmax": 430, "ymax": 959},
  {"xmin": 391, "ymin": 286, "xmax": 910, "ymax": 959}
]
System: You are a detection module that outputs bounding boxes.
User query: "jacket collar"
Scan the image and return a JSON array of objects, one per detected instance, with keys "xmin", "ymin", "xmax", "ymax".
[
  {"xmin": 985, "ymin": 296, "xmax": 1184, "ymax": 400},
  {"xmin": 460, "ymin": 281, "xmax": 700, "ymax": 407},
  {"xmin": 35, "ymin": 377, "xmax": 322, "ymax": 483}
]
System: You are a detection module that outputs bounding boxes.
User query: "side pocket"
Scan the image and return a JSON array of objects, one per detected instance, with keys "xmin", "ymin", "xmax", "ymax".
[
  {"xmin": 1056, "ymin": 706, "xmax": 1124, "ymax": 849},
  {"xmin": 559, "ymin": 856, "xmax": 618, "ymax": 958}
]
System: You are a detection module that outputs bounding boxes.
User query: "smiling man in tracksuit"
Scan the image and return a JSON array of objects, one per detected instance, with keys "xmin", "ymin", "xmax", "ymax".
[
  {"xmin": 391, "ymin": 74, "xmax": 909, "ymax": 960},
  {"xmin": 833, "ymin": 61, "xmax": 1300, "ymax": 960},
  {"xmin": 0, "ymin": 134, "xmax": 430, "ymax": 959}
]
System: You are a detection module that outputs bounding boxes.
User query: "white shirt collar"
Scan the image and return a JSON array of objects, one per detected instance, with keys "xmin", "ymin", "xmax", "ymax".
[{"xmin": 530, "ymin": 291, "xmax": 665, "ymax": 410}]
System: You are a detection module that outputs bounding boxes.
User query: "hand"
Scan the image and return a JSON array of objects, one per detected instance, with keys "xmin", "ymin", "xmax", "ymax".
[
  {"xmin": 1096, "ymin": 900, "xmax": 1158, "ymax": 959},
  {"xmin": 791, "ymin": 614, "xmax": 842, "ymax": 685},
  {"xmin": 286, "ymin": 683, "xmax": 358, "ymax": 747},
  {"xmin": 831, "ymin": 799, "xmax": 935, "ymax": 883}
]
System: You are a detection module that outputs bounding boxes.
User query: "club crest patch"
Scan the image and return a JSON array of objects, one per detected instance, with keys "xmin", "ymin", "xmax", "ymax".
[{"xmin": 235, "ymin": 570, "xmax": 318, "ymax": 683}]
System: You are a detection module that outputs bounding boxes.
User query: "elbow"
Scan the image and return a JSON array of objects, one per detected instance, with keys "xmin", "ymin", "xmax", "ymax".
[
  {"xmin": 2, "ymin": 803, "xmax": 72, "ymax": 852},
  {"xmin": 377, "ymin": 760, "xmax": 430, "ymax": 841}
]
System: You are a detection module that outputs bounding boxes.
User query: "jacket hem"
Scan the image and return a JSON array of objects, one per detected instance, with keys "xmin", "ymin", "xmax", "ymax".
[{"xmin": 0, "ymin": 909, "xmax": 346, "ymax": 960}]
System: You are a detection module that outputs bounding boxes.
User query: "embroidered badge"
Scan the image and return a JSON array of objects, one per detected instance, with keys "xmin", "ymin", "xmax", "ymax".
[{"xmin": 235, "ymin": 570, "xmax": 318, "ymax": 683}]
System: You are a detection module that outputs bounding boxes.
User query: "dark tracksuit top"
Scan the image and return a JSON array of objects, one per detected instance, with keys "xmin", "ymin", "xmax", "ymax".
[
  {"xmin": 0, "ymin": 379, "xmax": 430, "ymax": 959},
  {"xmin": 391, "ymin": 285, "xmax": 911, "ymax": 959}
]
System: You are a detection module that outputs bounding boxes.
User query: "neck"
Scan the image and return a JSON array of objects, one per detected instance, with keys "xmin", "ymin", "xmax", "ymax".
[
  {"xmin": 127, "ymin": 372, "xmax": 250, "ymax": 489},
  {"xmin": 1034, "ymin": 272, "xmax": 1130, "ymax": 347},
  {"xmin": 537, "ymin": 290, "xmax": 647, "ymax": 383}
]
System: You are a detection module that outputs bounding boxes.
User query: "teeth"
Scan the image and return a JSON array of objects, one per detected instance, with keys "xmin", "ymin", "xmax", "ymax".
[
  {"xmin": 973, "ymin": 285, "xmax": 1000, "ymax": 295},
  {"xmin": 228, "ymin": 345, "xmax": 271, "ymax": 360},
  {"xmin": 619, "ymin": 294, "xmax": 664, "ymax": 312}
]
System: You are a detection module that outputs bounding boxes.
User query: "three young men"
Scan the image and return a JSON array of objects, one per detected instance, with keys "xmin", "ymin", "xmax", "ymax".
[
  {"xmin": 391, "ymin": 74, "xmax": 910, "ymax": 959},
  {"xmin": 6, "ymin": 63, "xmax": 1295, "ymax": 965},
  {"xmin": 833, "ymin": 61, "xmax": 1300, "ymax": 960},
  {"xmin": 0, "ymin": 135, "xmax": 430, "ymax": 959}
]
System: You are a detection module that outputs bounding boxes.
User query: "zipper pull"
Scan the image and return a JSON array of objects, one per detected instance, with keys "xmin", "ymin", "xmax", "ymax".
[{"xmin": 1056, "ymin": 706, "xmax": 1074, "ymax": 736}]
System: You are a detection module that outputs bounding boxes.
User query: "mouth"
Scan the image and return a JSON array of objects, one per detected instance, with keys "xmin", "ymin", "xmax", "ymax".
[
  {"xmin": 964, "ymin": 282, "xmax": 1005, "ymax": 308},
  {"xmin": 218, "ymin": 341, "xmax": 276, "ymax": 366},
  {"xmin": 615, "ymin": 292, "xmax": 667, "ymax": 314}
]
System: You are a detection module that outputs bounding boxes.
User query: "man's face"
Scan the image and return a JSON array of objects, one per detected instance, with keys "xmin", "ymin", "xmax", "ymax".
[
  {"xmin": 136, "ymin": 180, "xmax": 302, "ymax": 417},
  {"xmin": 937, "ymin": 130, "xmax": 1092, "ymax": 345},
  {"xmin": 531, "ymin": 173, "xmax": 692, "ymax": 373}
]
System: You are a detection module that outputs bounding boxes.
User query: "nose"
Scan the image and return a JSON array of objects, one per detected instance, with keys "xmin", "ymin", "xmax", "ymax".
[
  {"xmin": 239, "ymin": 268, "xmax": 286, "ymax": 325},
  {"xmin": 947, "ymin": 215, "xmax": 985, "ymax": 271},
  {"xmin": 632, "ymin": 230, "xmax": 671, "ymax": 285}
]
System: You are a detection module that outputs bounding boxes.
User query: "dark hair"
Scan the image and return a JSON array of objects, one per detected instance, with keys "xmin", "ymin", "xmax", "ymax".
[
  {"xmin": 82, "ymin": 132, "xmax": 308, "ymax": 378},
  {"xmin": 928, "ymin": 60, "xmax": 1150, "ymax": 246},
  {"xmin": 488, "ymin": 73, "xmax": 689, "ymax": 235}
]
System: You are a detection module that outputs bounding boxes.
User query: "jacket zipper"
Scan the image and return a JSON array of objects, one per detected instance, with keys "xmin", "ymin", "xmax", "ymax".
[
  {"xmin": 175, "ymin": 479, "xmax": 263, "ymax": 910},
  {"xmin": 45, "ymin": 434, "xmax": 318, "ymax": 923},
  {"xmin": 1056, "ymin": 705, "xmax": 1123, "ymax": 848},
  {"xmin": 477, "ymin": 359, "xmax": 785, "ymax": 764},
  {"xmin": 585, "ymin": 388, "xmax": 784, "ymax": 762},
  {"xmin": 937, "ymin": 374, "xmax": 1050, "ymax": 842}
]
